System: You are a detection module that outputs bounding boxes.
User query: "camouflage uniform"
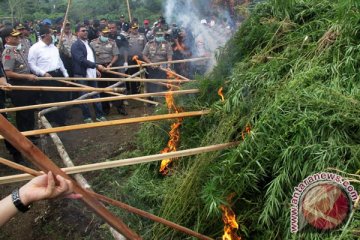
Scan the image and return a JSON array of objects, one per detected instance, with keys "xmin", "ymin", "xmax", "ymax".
[
  {"xmin": 2, "ymin": 45, "xmax": 37, "ymax": 132},
  {"xmin": 142, "ymin": 39, "xmax": 173, "ymax": 93}
]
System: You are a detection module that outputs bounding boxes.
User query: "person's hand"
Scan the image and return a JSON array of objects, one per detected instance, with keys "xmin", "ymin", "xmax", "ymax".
[
  {"xmin": 123, "ymin": 62, "xmax": 128, "ymax": 71},
  {"xmin": 106, "ymin": 63, "xmax": 113, "ymax": 68},
  {"xmin": 43, "ymin": 73, "xmax": 52, "ymax": 78},
  {"xmin": 96, "ymin": 70, "xmax": 102, "ymax": 78},
  {"xmin": 19, "ymin": 171, "xmax": 82, "ymax": 206},
  {"xmin": 0, "ymin": 77, "xmax": 10, "ymax": 86},
  {"xmin": 27, "ymin": 74, "xmax": 38, "ymax": 81},
  {"xmin": 97, "ymin": 64, "xmax": 105, "ymax": 72}
]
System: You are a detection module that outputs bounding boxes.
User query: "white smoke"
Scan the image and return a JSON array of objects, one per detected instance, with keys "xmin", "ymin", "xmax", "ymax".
[{"xmin": 163, "ymin": 0, "xmax": 235, "ymax": 72}]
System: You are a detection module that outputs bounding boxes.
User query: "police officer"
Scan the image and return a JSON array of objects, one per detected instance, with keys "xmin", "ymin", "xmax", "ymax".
[
  {"xmin": 142, "ymin": 28, "xmax": 173, "ymax": 93},
  {"xmin": 1, "ymin": 28, "xmax": 38, "ymax": 138},
  {"xmin": 15, "ymin": 24, "xmax": 32, "ymax": 58},
  {"xmin": 90, "ymin": 25, "xmax": 121, "ymax": 115},
  {"xmin": 127, "ymin": 23, "xmax": 146, "ymax": 94},
  {"xmin": 59, "ymin": 21, "xmax": 77, "ymax": 78}
]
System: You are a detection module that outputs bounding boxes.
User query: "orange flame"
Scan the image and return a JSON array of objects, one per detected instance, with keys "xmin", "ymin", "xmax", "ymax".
[
  {"xmin": 220, "ymin": 205, "xmax": 241, "ymax": 240},
  {"xmin": 241, "ymin": 123, "xmax": 251, "ymax": 140},
  {"xmin": 132, "ymin": 55, "xmax": 145, "ymax": 66},
  {"xmin": 159, "ymin": 69, "xmax": 182, "ymax": 175},
  {"xmin": 218, "ymin": 87, "xmax": 225, "ymax": 102}
]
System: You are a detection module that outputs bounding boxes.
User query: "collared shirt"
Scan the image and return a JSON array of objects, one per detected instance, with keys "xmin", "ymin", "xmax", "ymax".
[
  {"xmin": 59, "ymin": 33, "xmax": 77, "ymax": 58},
  {"xmin": 28, "ymin": 40, "xmax": 68, "ymax": 77},
  {"xmin": 2, "ymin": 45, "xmax": 30, "ymax": 74},
  {"xmin": 80, "ymin": 39, "xmax": 96, "ymax": 78}
]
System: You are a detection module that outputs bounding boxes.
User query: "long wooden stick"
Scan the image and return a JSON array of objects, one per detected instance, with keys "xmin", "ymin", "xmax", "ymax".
[
  {"xmin": 36, "ymin": 77, "xmax": 191, "ymax": 83},
  {"xmin": 107, "ymin": 57, "xmax": 211, "ymax": 70},
  {"xmin": 0, "ymin": 110, "xmax": 210, "ymax": 139},
  {"xmin": 0, "ymin": 85, "xmax": 126, "ymax": 93},
  {"xmin": 0, "ymin": 142, "xmax": 238, "ymax": 184},
  {"xmin": 159, "ymin": 66, "xmax": 190, "ymax": 81},
  {"xmin": 57, "ymin": 0, "xmax": 72, "ymax": 49},
  {"xmin": 0, "ymin": 114, "xmax": 141, "ymax": 239},
  {"xmin": 0, "ymin": 89, "xmax": 199, "ymax": 113},
  {"xmin": 125, "ymin": 0, "xmax": 132, "ymax": 23},
  {"xmin": 105, "ymin": 70, "xmax": 180, "ymax": 90},
  {"xmin": 0, "ymin": 157, "xmax": 215, "ymax": 240}
]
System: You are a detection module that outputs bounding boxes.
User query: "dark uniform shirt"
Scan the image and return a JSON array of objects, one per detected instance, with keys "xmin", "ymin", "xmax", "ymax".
[{"xmin": 109, "ymin": 32, "xmax": 129, "ymax": 57}]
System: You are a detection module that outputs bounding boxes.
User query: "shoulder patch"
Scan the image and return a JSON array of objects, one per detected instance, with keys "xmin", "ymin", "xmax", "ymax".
[{"xmin": 4, "ymin": 55, "xmax": 11, "ymax": 60}]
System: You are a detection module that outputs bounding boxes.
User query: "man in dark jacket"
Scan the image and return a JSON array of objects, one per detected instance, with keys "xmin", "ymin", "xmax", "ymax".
[{"xmin": 71, "ymin": 24, "xmax": 106, "ymax": 123}]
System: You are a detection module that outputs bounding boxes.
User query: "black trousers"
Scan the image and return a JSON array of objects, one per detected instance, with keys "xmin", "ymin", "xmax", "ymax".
[
  {"xmin": 8, "ymin": 79, "xmax": 38, "ymax": 132},
  {"xmin": 39, "ymin": 69, "xmax": 68, "ymax": 125},
  {"xmin": 126, "ymin": 56, "xmax": 142, "ymax": 94},
  {"xmin": 0, "ymin": 90, "xmax": 21, "ymax": 155}
]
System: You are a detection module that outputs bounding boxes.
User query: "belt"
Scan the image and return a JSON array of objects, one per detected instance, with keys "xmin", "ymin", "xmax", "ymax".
[{"xmin": 48, "ymin": 68, "xmax": 61, "ymax": 74}]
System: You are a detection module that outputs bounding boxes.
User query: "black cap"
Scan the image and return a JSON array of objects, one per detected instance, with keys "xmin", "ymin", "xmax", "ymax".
[
  {"xmin": 1, "ymin": 27, "xmax": 21, "ymax": 38},
  {"xmin": 39, "ymin": 26, "xmax": 51, "ymax": 36}
]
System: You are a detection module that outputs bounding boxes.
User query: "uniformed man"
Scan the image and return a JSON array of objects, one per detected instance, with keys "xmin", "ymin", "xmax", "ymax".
[
  {"xmin": 90, "ymin": 25, "xmax": 124, "ymax": 115},
  {"xmin": 59, "ymin": 22, "xmax": 77, "ymax": 77},
  {"xmin": 127, "ymin": 23, "xmax": 146, "ymax": 94},
  {"xmin": 142, "ymin": 28, "xmax": 173, "ymax": 93},
  {"xmin": 15, "ymin": 23, "xmax": 32, "ymax": 58},
  {"xmin": 1, "ymin": 28, "xmax": 38, "ymax": 136}
]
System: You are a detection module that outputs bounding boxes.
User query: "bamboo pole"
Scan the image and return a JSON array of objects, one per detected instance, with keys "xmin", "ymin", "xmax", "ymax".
[
  {"xmin": 0, "ymin": 157, "xmax": 216, "ymax": 240},
  {"xmin": 0, "ymin": 89, "xmax": 199, "ymax": 113},
  {"xmin": 105, "ymin": 70, "xmax": 180, "ymax": 90},
  {"xmin": 0, "ymin": 114, "xmax": 141, "ymax": 239},
  {"xmin": 0, "ymin": 142, "xmax": 238, "ymax": 184},
  {"xmin": 57, "ymin": 0, "xmax": 72, "ymax": 49},
  {"xmin": 107, "ymin": 57, "xmax": 211, "ymax": 70},
  {"xmin": 0, "ymin": 110, "xmax": 210, "ymax": 139},
  {"xmin": 39, "ymin": 116, "xmax": 124, "ymax": 239},
  {"xmin": 0, "ymin": 85, "xmax": 126, "ymax": 93},
  {"xmin": 159, "ymin": 66, "xmax": 190, "ymax": 81},
  {"xmin": 125, "ymin": 0, "xmax": 132, "ymax": 22},
  {"xmin": 55, "ymin": 70, "xmax": 159, "ymax": 106},
  {"xmin": 36, "ymin": 77, "xmax": 191, "ymax": 83}
]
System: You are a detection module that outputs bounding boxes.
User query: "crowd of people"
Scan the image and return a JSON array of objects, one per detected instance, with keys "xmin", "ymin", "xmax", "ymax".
[
  {"xmin": 0, "ymin": 13, "xmax": 237, "ymax": 226},
  {"xmin": 0, "ymin": 14, "xmax": 236, "ymax": 162}
]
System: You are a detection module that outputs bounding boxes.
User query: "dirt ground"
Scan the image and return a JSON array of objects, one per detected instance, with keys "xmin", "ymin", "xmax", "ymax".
[{"xmin": 0, "ymin": 100, "xmax": 155, "ymax": 240}]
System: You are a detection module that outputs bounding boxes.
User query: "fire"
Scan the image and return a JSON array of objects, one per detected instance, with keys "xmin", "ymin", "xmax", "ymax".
[
  {"xmin": 159, "ymin": 69, "xmax": 182, "ymax": 175},
  {"xmin": 132, "ymin": 55, "xmax": 144, "ymax": 65},
  {"xmin": 218, "ymin": 87, "xmax": 225, "ymax": 102},
  {"xmin": 220, "ymin": 205, "xmax": 241, "ymax": 240},
  {"xmin": 241, "ymin": 123, "xmax": 251, "ymax": 140}
]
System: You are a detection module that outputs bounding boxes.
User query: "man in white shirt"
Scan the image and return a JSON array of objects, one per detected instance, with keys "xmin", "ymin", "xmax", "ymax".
[
  {"xmin": 71, "ymin": 24, "xmax": 106, "ymax": 123},
  {"xmin": 28, "ymin": 26, "xmax": 69, "ymax": 126}
]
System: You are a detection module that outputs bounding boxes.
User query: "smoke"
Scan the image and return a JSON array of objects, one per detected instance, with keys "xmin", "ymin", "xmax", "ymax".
[{"xmin": 163, "ymin": 0, "xmax": 236, "ymax": 72}]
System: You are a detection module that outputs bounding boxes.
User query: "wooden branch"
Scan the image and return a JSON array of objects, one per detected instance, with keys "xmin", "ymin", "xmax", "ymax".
[
  {"xmin": 39, "ymin": 116, "xmax": 124, "ymax": 239},
  {"xmin": 0, "ymin": 114, "xmax": 141, "ymax": 239},
  {"xmin": 0, "ymin": 85, "xmax": 126, "ymax": 93},
  {"xmin": 0, "ymin": 156, "xmax": 216, "ymax": 240},
  {"xmin": 57, "ymin": 0, "xmax": 72, "ymax": 49},
  {"xmin": 0, "ymin": 89, "xmax": 199, "ymax": 113},
  {"xmin": 159, "ymin": 67, "xmax": 190, "ymax": 81},
  {"xmin": 0, "ymin": 110, "xmax": 210, "ymax": 139},
  {"xmin": 105, "ymin": 70, "xmax": 180, "ymax": 89},
  {"xmin": 0, "ymin": 142, "xmax": 238, "ymax": 184},
  {"xmin": 107, "ymin": 57, "xmax": 212, "ymax": 70},
  {"xmin": 36, "ymin": 77, "xmax": 191, "ymax": 83}
]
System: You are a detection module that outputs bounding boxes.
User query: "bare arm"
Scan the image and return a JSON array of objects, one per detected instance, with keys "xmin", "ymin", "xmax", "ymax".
[{"xmin": 0, "ymin": 171, "xmax": 81, "ymax": 227}]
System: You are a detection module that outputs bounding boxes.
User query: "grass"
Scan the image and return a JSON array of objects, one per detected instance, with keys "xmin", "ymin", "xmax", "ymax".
[{"xmin": 90, "ymin": 0, "xmax": 360, "ymax": 239}]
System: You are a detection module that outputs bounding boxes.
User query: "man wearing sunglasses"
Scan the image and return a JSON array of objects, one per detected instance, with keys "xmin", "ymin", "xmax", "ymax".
[{"xmin": 71, "ymin": 24, "xmax": 107, "ymax": 123}]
